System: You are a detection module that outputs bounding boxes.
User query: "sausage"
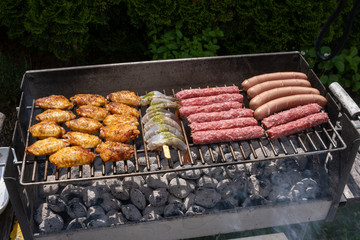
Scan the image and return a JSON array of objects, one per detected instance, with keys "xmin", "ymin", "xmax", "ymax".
[
  {"xmin": 242, "ymin": 72, "xmax": 307, "ymax": 91},
  {"xmin": 249, "ymin": 86, "xmax": 320, "ymax": 110},
  {"xmin": 254, "ymin": 94, "xmax": 327, "ymax": 120},
  {"xmin": 247, "ymin": 79, "xmax": 311, "ymax": 99}
]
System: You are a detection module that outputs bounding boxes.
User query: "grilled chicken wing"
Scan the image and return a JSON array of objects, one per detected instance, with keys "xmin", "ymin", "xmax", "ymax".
[
  {"xmin": 107, "ymin": 90, "xmax": 140, "ymax": 106},
  {"xmin": 26, "ymin": 137, "xmax": 69, "ymax": 156},
  {"xmin": 103, "ymin": 114, "xmax": 139, "ymax": 126},
  {"xmin": 35, "ymin": 109, "xmax": 76, "ymax": 123},
  {"xmin": 49, "ymin": 146, "xmax": 96, "ymax": 168},
  {"xmin": 99, "ymin": 124, "xmax": 140, "ymax": 142},
  {"xmin": 95, "ymin": 141, "xmax": 134, "ymax": 162},
  {"xmin": 29, "ymin": 121, "xmax": 66, "ymax": 139},
  {"xmin": 35, "ymin": 95, "xmax": 74, "ymax": 110},
  {"xmin": 76, "ymin": 105, "xmax": 110, "ymax": 121},
  {"xmin": 63, "ymin": 131, "xmax": 101, "ymax": 149},
  {"xmin": 70, "ymin": 94, "xmax": 106, "ymax": 107},
  {"xmin": 105, "ymin": 102, "xmax": 140, "ymax": 118},
  {"xmin": 65, "ymin": 117, "xmax": 103, "ymax": 134}
]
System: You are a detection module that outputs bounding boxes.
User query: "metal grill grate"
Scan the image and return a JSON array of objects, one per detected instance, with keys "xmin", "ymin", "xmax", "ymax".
[{"xmin": 19, "ymin": 88, "xmax": 347, "ymax": 186}]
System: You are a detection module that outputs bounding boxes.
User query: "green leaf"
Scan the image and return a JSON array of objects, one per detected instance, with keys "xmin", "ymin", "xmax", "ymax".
[
  {"xmin": 350, "ymin": 46, "xmax": 358, "ymax": 57},
  {"xmin": 175, "ymin": 29, "xmax": 182, "ymax": 39},
  {"xmin": 334, "ymin": 60, "xmax": 345, "ymax": 72},
  {"xmin": 329, "ymin": 74, "xmax": 339, "ymax": 83},
  {"xmin": 320, "ymin": 75, "xmax": 329, "ymax": 84},
  {"xmin": 353, "ymin": 73, "xmax": 360, "ymax": 81},
  {"xmin": 157, "ymin": 46, "xmax": 167, "ymax": 54},
  {"xmin": 321, "ymin": 46, "xmax": 331, "ymax": 55},
  {"xmin": 324, "ymin": 62, "xmax": 333, "ymax": 71},
  {"xmin": 345, "ymin": 79, "xmax": 352, "ymax": 88},
  {"xmin": 308, "ymin": 48, "xmax": 316, "ymax": 58},
  {"xmin": 167, "ymin": 43, "xmax": 178, "ymax": 50}
]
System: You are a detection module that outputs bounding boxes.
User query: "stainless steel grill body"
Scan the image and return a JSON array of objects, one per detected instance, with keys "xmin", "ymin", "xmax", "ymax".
[{"xmin": 4, "ymin": 52, "xmax": 360, "ymax": 239}]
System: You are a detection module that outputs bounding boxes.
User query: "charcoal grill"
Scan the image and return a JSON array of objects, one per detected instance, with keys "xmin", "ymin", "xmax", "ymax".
[{"xmin": 4, "ymin": 52, "xmax": 360, "ymax": 240}]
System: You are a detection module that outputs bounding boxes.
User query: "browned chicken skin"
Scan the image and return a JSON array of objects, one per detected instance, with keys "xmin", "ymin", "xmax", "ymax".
[
  {"xmin": 35, "ymin": 95, "xmax": 74, "ymax": 110},
  {"xmin": 26, "ymin": 137, "xmax": 69, "ymax": 156},
  {"xmin": 103, "ymin": 114, "xmax": 139, "ymax": 126},
  {"xmin": 70, "ymin": 94, "xmax": 106, "ymax": 107},
  {"xmin": 35, "ymin": 109, "xmax": 76, "ymax": 123},
  {"xmin": 65, "ymin": 117, "xmax": 103, "ymax": 134},
  {"xmin": 29, "ymin": 121, "xmax": 66, "ymax": 139},
  {"xmin": 76, "ymin": 105, "xmax": 110, "ymax": 121},
  {"xmin": 99, "ymin": 124, "xmax": 140, "ymax": 142},
  {"xmin": 63, "ymin": 131, "xmax": 101, "ymax": 149},
  {"xmin": 49, "ymin": 146, "xmax": 97, "ymax": 168},
  {"xmin": 95, "ymin": 141, "xmax": 134, "ymax": 162},
  {"xmin": 107, "ymin": 90, "xmax": 140, "ymax": 106},
  {"xmin": 105, "ymin": 102, "xmax": 140, "ymax": 118}
]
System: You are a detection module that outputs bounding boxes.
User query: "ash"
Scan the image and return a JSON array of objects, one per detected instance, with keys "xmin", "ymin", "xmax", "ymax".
[{"xmin": 34, "ymin": 142, "xmax": 330, "ymax": 234}]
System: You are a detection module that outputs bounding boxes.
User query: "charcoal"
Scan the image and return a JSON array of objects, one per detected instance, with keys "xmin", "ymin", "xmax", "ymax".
[
  {"xmin": 143, "ymin": 205, "xmax": 165, "ymax": 216},
  {"xmin": 100, "ymin": 192, "xmax": 122, "ymax": 212},
  {"xmin": 130, "ymin": 188, "xmax": 146, "ymax": 210},
  {"xmin": 232, "ymin": 176, "xmax": 249, "ymax": 200},
  {"xmin": 92, "ymin": 180, "xmax": 111, "ymax": 195},
  {"xmin": 242, "ymin": 194, "xmax": 267, "ymax": 207},
  {"xmin": 109, "ymin": 182, "xmax": 130, "ymax": 201},
  {"xmin": 249, "ymin": 162, "xmax": 265, "ymax": 176},
  {"xmin": 66, "ymin": 198, "xmax": 87, "ymax": 219},
  {"xmin": 194, "ymin": 188, "xmax": 221, "ymax": 208},
  {"xmin": 197, "ymin": 176, "xmax": 218, "ymax": 189},
  {"xmin": 258, "ymin": 178, "xmax": 272, "ymax": 198},
  {"xmin": 164, "ymin": 202, "xmax": 185, "ymax": 217},
  {"xmin": 117, "ymin": 160, "xmax": 135, "ymax": 173},
  {"xmin": 225, "ymin": 164, "xmax": 246, "ymax": 179},
  {"xmin": 47, "ymin": 195, "xmax": 66, "ymax": 213},
  {"xmin": 248, "ymin": 175, "xmax": 260, "ymax": 195},
  {"xmin": 121, "ymin": 204, "xmax": 142, "ymax": 221},
  {"xmin": 190, "ymin": 147, "xmax": 199, "ymax": 160},
  {"xmin": 66, "ymin": 217, "xmax": 86, "ymax": 230},
  {"xmin": 186, "ymin": 205, "xmax": 206, "ymax": 216},
  {"xmin": 39, "ymin": 213, "xmax": 64, "ymax": 233},
  {"xmin": 86, "ymin": 217, "xmax": 110, "ymax": 228},
  {"xmin": 140, "ymin": 212, "xmax": 162, "ymax": 222},
  {"xmin": 139, "ymin": 184, "xmax": 153, "ymax": 201},
  {"xmin": 147, "ymin": 163, "xmax": 161, "ymax": 172},
  {"xmin": 87, "ymin": 206, "xmax": 106, "ymax": 220},
  {"xmin": 289, "ymin": 178, "xmax": 319, "ymax": 201},
  {"xmin": 34, "ymin": 203, "xmax": 53, "ymax": 224},
  {"xmin": 83, "ymin": 186, "xmax": 101, "ymax": 207},
  {"xmin": 263, "ymin": 161, "xmax": 278, "ymax": 177},
  {"xmin": 277, "ymin": 158, "xmax": 299, "ymax": 172},
  {"xmin": 271, "ymin": 170, "xmax": 302, "ymax": 189},
  {"xmin": 183, "ymin": 193, "xmax": 196, "ymax": 210},
  {"xmin": 164, "ymin": 172, "xmax": 178, "ymax": 182},
  {"xmin": 216, "ymin": 179, "xmax": 234, "ymax": 199},
  {"xmin": 203, "ymin": 166, "xmax": 226, "ymax": 181},
  {"xmin": 123, "ymin": 176, "xmax": 145, "ymax": 189},
  {"xmin": 168, "ymin": 195, "xmax": 182, "ymax": 204},
  {"xmin": 146, "ymin": 175, "xmax": 168, "ymax": 189},
  {"xmin": 169, "ymin": 177, "xmax": 191, "ymax": 199},
  {"xmin": 268, "ymin": 186, "xmax": 290, "ymax": 203},
  {"xmin": 179, "ymin": 164, "xmax": 202, "ymax": 180},
  {"xmin": 219, "ymin": 144, "xmax": 231, "ymax": 153},
  {"xmin": 61, "ymin": 184, "xmax": 84, "ymax": 202},
  {"xmin": 38, "ymin": 182, "xmax": 59, "ymax": 199},
  {"xmin": 221, "ymin": 196, "xmax": 239, "ymax": 208},
  {"xmin": 187, "ymin": 180, "xmax": 196, "ymax": 191},
  {"xmin": 148, "ymin": 188, "xmax": 169, "ymax": 207},
  {"xmin": 107, "ymin": 210, "xmax": 127, "ymax": 225},
  {"xmin": 203, "ymin": 148, "xmax": 219, "ymax": 163},
  {"xmin": 137, "ymin": 153, "xmax": 157, "ymax": 166},
  {"xmin": 93, "ymin": 159, "xmax": 108, "ymax": 177},
  {"xmin": 224, "ymin": 151, "xmax": 243, "ymax": 162}
]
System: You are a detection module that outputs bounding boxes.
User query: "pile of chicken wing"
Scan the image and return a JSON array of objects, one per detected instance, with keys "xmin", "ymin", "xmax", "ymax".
[{"xmin": 27, "ymin": 91, "xmax": 141, "ymax": 168}]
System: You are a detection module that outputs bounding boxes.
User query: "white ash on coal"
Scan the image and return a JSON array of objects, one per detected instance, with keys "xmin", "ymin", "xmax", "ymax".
[{"xmin": 33, "ymin": 142, "xmax": 329, "ymax": 234}]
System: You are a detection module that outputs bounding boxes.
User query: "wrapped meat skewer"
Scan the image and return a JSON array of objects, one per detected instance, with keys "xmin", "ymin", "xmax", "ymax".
[
  {"xmin": 144, "ymin": 124, "xmax": 184, "ymax": 142},
  {"xmin": 142, "ymin": 110, "xmax": 179, "ymax": 124},
  {"xmin": 140, "ymin": 91, "xmax": 178, "ymax": 106},
  {"xmin": 144, "ymin": 115, "xmax": 182, "ymax": 133},
  {"xmin": 146, "ymin": 132, "xmax": 187, "ymax": 151}
]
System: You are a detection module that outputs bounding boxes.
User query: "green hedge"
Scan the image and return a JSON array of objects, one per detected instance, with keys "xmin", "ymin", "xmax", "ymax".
[{"xmin": 1, "ymin": 0, "xmax": 360, "ymax": 63}]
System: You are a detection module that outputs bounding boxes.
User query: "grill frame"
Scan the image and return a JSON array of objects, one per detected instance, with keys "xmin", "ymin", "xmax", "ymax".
[{"xmin": 4, "ymin": 52, "xmax": 360, "ymax": 239}]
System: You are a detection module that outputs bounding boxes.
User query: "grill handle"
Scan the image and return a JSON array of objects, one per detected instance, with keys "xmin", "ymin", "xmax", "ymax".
[{"xmin": 329, "ymin": 82, "xmax": 360, "ymax": 119}]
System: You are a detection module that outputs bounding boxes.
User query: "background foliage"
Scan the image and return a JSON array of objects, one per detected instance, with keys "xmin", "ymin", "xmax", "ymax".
[{"xmin": 1, "ymin": 0, "xmax": 360, "ymax": 63}]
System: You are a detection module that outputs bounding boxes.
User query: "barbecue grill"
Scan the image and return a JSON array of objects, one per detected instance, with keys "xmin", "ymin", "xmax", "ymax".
[{"xmin": 4, "ymin": 52, "xmax": 360, "ymax": 240}]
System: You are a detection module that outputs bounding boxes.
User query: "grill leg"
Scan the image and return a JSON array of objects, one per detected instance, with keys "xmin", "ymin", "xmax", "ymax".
[{"xmin": 3, "ymin": 147, "xmax": 34, "ymax": 240}]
